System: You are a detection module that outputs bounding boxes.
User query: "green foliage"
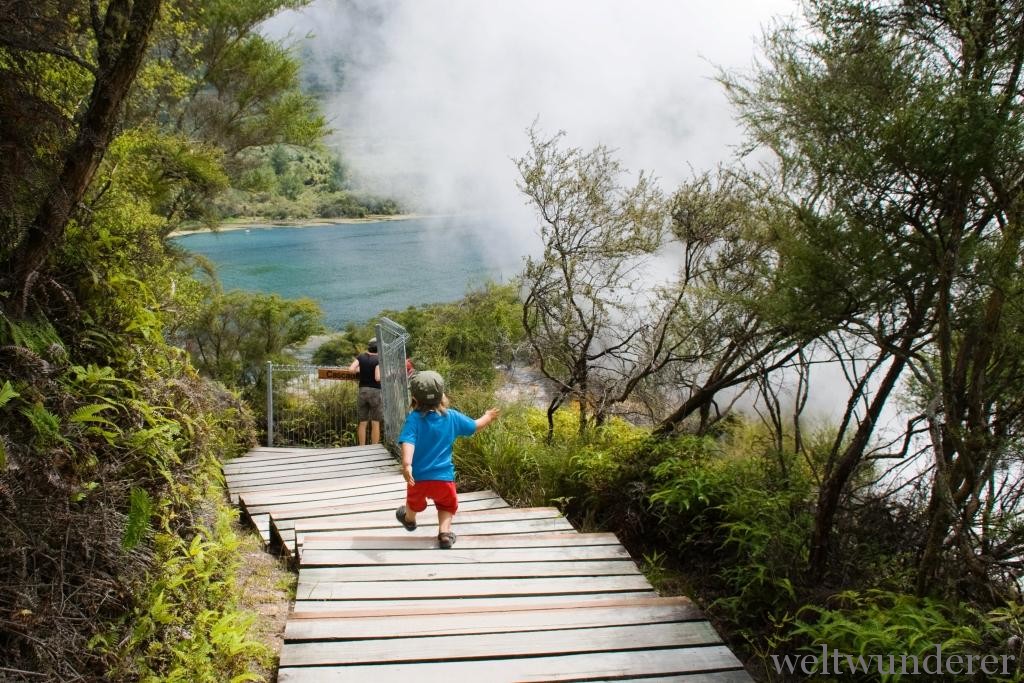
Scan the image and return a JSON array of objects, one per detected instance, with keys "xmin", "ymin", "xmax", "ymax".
[
  {"xmin": 649, "ymin": 427, "xmax": 814, "ymax": 630},
  {"xmin": 312, "ymin": 334, "xmax": 360, "ymax": 366},
  {"xmin": 0, "ymin": 316, "xmax": 61, "ymax": 351},
  {"xmin": 184, "ymin": 290, "xmax": 324, "ymax": 389},
  {"xmin": 455, "ymin": 401, "xmax": 654, "ymax": 518},
  {"xmin": 788, "ymin": 591, "xmax": 1010, "ymax": 682},
  {"xmin": 102, "ymin": 505, "xmax": 270, "ymax": 682},
  {"xmin": 387, "ymin": 281, "xmax": 526, "ymax": 387},
  {"xmin": 21, "ymin": 402, "xmax": 67, "ymax": 449},
  {"xmin": 101, "ymin": 128, "xmax": 230, "ymax": 230},
  {"xmin": 211, "ymin": 143, "xmax": 399, "ymax": 220},
  {"xmin": 136, "ymin": 0, "xmax": 326, "ymax": 164},
  {"xmin": 123, "ymin": 487, "xmax": 156, "ymax": 550},
  {"xmin": 0, "ymin": 0, "xmax": 313, "ymax": 678}
]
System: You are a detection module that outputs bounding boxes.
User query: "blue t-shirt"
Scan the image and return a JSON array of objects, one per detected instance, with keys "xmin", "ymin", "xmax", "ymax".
[{"xmin": 398, "ymin": 408, "xmax": 477, "ymax": 481}]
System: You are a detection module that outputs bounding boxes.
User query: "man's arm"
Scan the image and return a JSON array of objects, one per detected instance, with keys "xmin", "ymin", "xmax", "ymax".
[
  {"xmin": 348, "ymin": 357, "xmax": 359, "ymax": 372},
  {"xmin": 374, "ymin": 364, "xmax": 381, "ymax": 382}
]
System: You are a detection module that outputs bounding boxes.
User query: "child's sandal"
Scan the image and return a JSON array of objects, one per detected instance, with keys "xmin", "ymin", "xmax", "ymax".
[
  {"xmin": 395, "ymin": 506, "xmax": 417, "ymax": 531},
  {"xmin": 438, "ymin": 531, "xmax": 456, "ymax": 549}
]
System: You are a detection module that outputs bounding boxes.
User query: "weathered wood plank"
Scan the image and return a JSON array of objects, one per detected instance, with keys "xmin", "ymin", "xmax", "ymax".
[
  {"xmin": 229, "ymin": 468, "xmax": 399, "ymax": 494},
  {"xmin": 229, "ymin": 467, "xmax": 399, "ymax": 491},
  {"xmin": 272, "ymin": 497, "xmax": 518, "ymax": 535},
  {"xmin": 252, "ymin": 485, "xmax": 411, "ymax": 518},
  {"xmin": 224, "ymin": 444, "xmax": 387, "ymax": 465},
  {"xmin": 251, "ymin": 489, "xmax": 504, "ymax": 520},
  {"xmin": 224, "ymin": 459, "xmax": 397, "ymax": 486},
  {"xmin": 224, "ymin": 446, "xmax": 749, "ymax": 683},
  {"xmin": 298, "ymin": 531, "xmax": 611, "ymax": 551},
  {"xmin": 289, "ymin": 506, "xmax": 564, "ymax": 533},
  {"xmin": 236, "ymin": 478, "xmax": 405, "ymax": 505},
  {"xmin": 288, "ymin": 595, "xmax": 694, "ymax": 619},
  {"xmin": 250, "ymin": 513, "xmax": 271, "ymax": 545},
  {"xmin": 290, "ymin": 592, "xmax": 660, "ymax": 615},
  {"xmin": 226, "ymin": 446, "xmax": 385, "ymax": 456},
  {"xmin": 280, "ymin": 622, "xmax": 723, "ymax": 666},
  {"xmin": 225, "ymin": 450, "xmax": 393, "ymax": 473},
  {"xmin": 295, "ymin": 574, "xmax": 652, "ymax": 600},
  {"xmin": 592, "ymin": 676, "xmax": 753, "ymax": 683},
  {"xmin": 223, "ymin": 444, "xmax": 389, "ymax": 463},
  {"xmin": 301, "ymin": 559, "xmax": 640, "ymax": 582},
  {"xmin": 298, "ymin": 544, "xmax": 631, "ymax": 567},
  {"xmin": 291, "ymin": 517, "xmax": 577, "ymax": 553},
  {"xmin": 228, "ymin": 446, "xmax": 354, "ymax": 458},
  {"xmin": 224, "ymin": 452, "xmax": 394, "ymax": 477},
  {"xmin": 229, "ymin": 468, "xmax": 399, "ymax": 502},
  {"xmin": 274, "ymin": 499, "xmax": 528, "ymax": 540},
  {"xmin": 285, "ymin": 513, "xmax": 574, "ymax": 557},
  {"xmin": 285, "ymin": 600, "xmax": 699, "ymax": 641},
  {"xmin": 271, "ymin": 498, "xmax": 512, "ymax": 550},
  {"xmin": 277, "ymin": 647, "xmax": 748, "ymax": 682}
]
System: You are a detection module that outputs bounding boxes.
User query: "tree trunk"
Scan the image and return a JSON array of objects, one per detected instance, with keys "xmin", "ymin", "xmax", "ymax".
[
  {"xmin": 5, "ymin": 0, "xmax": 163, "ymax": 312},
  {"xmin": 545, "ymin": 391, "xmax": 565, "ymax": 444},
  {"xmin": 807, "ymin": 351, "xmax": 907, "ymax": 580}
]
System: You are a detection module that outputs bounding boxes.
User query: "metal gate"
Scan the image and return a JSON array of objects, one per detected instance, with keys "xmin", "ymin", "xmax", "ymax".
[
  {"xmin": 264, "ymin": 363, "xmax": 355, "ymax": 447},
  {"xmin": 375, "ymin": 317, "xmax": 411, "ymax": 442},
  {"xmin": 264, "ymin": 317, "xmax": 410, "ymax": 447}
]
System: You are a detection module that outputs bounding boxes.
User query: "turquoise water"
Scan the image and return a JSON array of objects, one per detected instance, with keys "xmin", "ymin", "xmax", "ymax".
[{"xmin": 173, "ymin": 216, "xmax": 525, "ymax": 328}]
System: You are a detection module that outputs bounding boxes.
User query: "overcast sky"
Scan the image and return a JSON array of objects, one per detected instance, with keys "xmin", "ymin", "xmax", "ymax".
[{"xmin": 264, "ymin": 0, "xmax": 800, "ymax": 222}]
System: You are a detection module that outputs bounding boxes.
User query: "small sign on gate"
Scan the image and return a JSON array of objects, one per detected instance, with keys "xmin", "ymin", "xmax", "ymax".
[{"xmin": 317, "ymin": 367, "xmax": 358, "ymax": 381}]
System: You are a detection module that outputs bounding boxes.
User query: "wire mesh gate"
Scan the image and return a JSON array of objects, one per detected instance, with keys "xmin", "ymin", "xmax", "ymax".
[
  {"xmin": 264, "ymin": 364, "xmax": 355, "ymax": 447},
  {"xmin": 375, "ymin": 316, "xmax": 411, "ymax": 443},
  {"xmin": 264, "ymin": 317, "xmax": 410, "ymax": 447}
]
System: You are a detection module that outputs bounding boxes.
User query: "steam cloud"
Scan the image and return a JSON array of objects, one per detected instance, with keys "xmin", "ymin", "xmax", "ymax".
[{"xmin": 264, "ymin": 0, "xmax": 798, "ymax": 236}]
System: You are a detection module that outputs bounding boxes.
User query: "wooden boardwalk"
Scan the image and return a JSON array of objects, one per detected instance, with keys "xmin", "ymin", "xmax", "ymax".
[{"xmin": 225, "ymin": 445, "xmax": 752, "ymax": 682}]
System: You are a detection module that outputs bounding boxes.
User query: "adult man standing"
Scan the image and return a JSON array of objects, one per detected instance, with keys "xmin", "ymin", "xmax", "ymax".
[{"xmin": 348, "ymin": 338, "xmax": 382, "ymax": 445}]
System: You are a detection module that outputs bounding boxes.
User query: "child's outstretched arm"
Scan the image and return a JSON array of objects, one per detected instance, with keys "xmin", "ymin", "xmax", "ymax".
[
  {"xmin": 400, "ymin": 442, "xmax": 415, "ymax": 485},
  {"xmin": 475, "ymin": 408, "xmax": 500, "ymax": 431}
]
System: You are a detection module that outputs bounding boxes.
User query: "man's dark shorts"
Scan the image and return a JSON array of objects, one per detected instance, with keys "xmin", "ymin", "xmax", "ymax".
[{"xmin": 357, "ymin": 386, "xmax": 383, "ymax": 421}]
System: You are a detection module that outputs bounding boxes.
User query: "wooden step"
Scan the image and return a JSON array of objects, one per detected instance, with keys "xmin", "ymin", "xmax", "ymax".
[
  {"xmin": 299, "ymin": 531, "xmax": 620, "ymax": 551},
  {"xmin": 295, "ymin": 574, "xmax": 654, "ymax": 600},
  {"xmin": 280, "ymin": 621, "xmax": 725, "ymax": 666},
  {"xmin": 277, "ymin": 652, "xmax": 749, "ymax": 683}
]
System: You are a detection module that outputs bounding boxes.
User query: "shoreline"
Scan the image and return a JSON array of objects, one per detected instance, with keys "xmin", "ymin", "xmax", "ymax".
[{"xmin": 166, "ymin": 213, "xmax": 420, "ymax": 238}]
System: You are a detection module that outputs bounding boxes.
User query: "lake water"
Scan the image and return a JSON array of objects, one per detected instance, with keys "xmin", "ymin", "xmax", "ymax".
[{"xmin": 173, "ymin": 216, "xmax": 526, "ymax": 328}]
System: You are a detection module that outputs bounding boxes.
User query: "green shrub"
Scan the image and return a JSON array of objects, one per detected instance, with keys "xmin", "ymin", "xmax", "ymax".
[
  {"xmin": 786, "ymin": 590, "xmax": 1018, "ymax": 682},
  {"xmin": 274, "ymin": 382, "xmax": 357, "ymax": 447},
  {"xmin": 647, "ymin": 424, "xmax": 815, "ymax": 638},
  {"xmin": 99, "ymin": 504, "xmax": 269, "ymax": 682},
  {"xmin": 454, "ymin": 402, "xmax": 572, "ymax": 507}
]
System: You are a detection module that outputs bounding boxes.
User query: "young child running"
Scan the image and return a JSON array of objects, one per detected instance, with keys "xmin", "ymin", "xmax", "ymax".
[{"xmin": 395, "ymin": 370, "xmax": 499, "ymax": 548}]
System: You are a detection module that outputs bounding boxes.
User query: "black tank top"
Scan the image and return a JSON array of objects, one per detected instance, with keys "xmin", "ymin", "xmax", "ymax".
[{"xmin": 357, "ymin": 353, "xmax": 381, "ymax": 389}]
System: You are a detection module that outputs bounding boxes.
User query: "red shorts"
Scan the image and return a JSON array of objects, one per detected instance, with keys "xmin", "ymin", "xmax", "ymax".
[{"xmin": 406, "ymin": 480, "xmax": 459, "ymax": 514}]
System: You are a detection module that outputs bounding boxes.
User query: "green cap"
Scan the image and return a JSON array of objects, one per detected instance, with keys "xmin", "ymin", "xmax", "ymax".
[{"xmin": 410, "ymin": 370, "xmax": 444, "ymax": 405}]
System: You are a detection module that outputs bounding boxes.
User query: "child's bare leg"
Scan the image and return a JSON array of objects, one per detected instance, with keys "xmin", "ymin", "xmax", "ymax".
[
  {"xmin": 438, "ymin": 509, "xmax": 453, "ymax": 534},
  {"xmin": 403, "ymin": 507, "xmax": 417, "ymax": 524}
]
